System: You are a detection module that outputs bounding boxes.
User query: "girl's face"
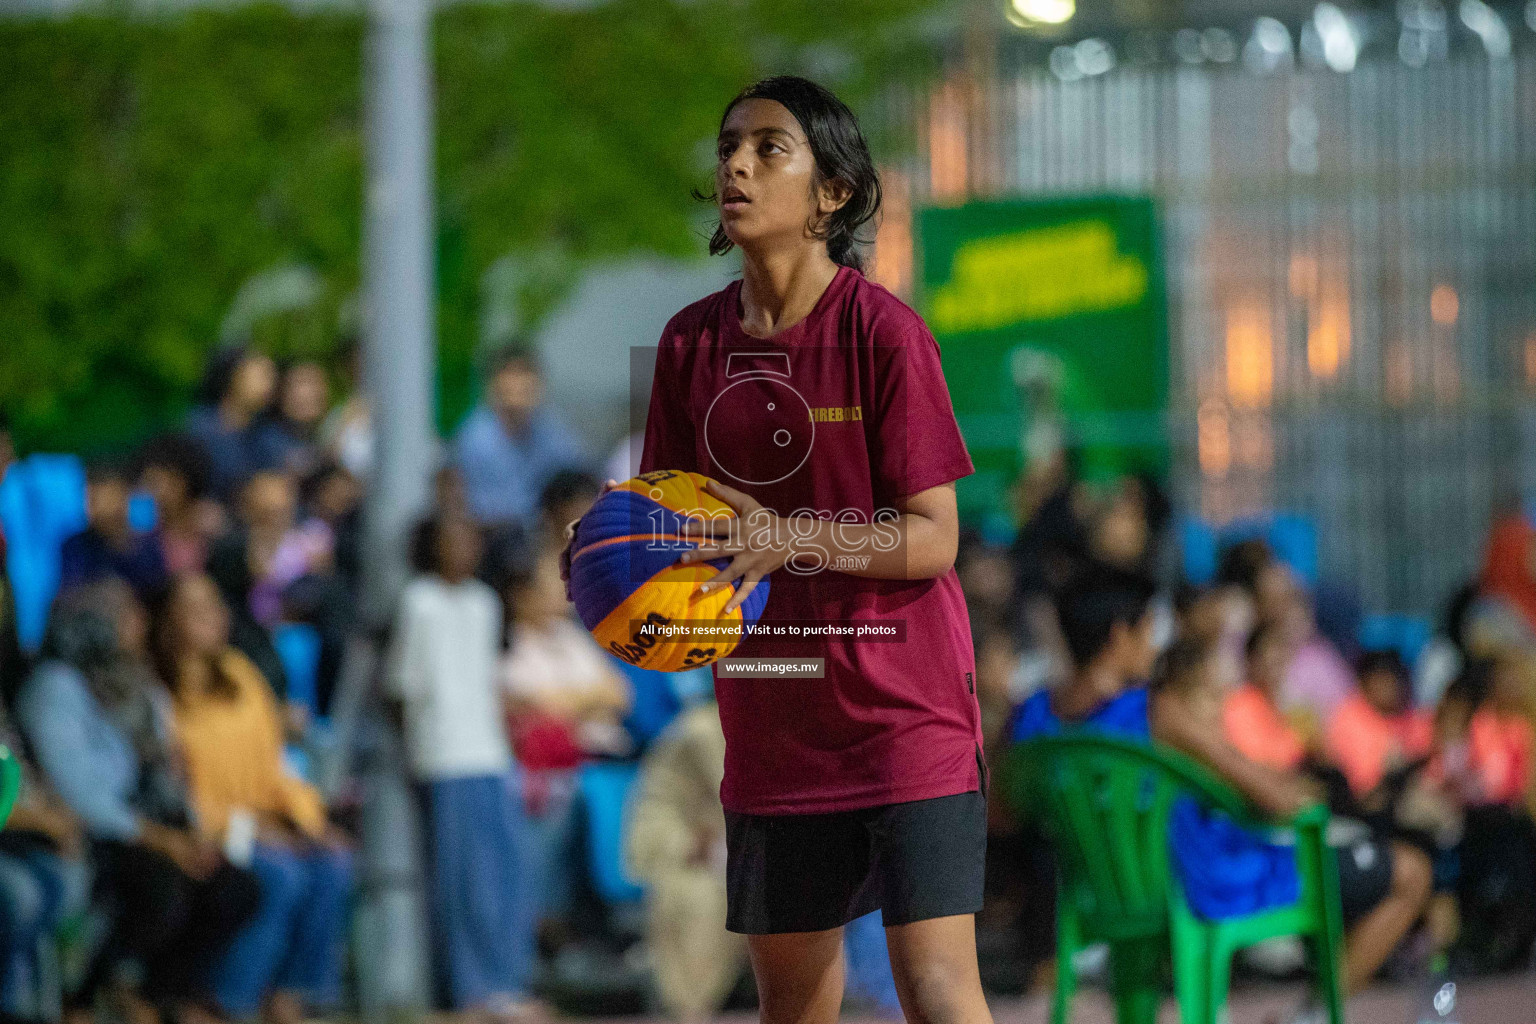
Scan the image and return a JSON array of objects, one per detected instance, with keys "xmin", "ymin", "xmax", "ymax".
[
  {"xmin": 715, "ymin": 99, "xmax": 847, "ymax": 255},
  {"xmin": 169, "ymin": 576, "xmax": 231, "ymax": 658}
]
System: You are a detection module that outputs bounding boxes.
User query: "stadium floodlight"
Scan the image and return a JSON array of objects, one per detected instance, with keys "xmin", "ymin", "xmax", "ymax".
[
  {"xmin": 1313, "ymin": 3, "xmax": 1359, "ymax": 72},
  {"xmin": 1006, "ymin": 0, "xmax": 1076, "ymax": 29}
]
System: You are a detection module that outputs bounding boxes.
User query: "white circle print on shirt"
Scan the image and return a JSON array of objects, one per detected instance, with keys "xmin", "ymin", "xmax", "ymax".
[{"xmin": 703, "ymin": 351, "xmax": 815, "ymax": 486}]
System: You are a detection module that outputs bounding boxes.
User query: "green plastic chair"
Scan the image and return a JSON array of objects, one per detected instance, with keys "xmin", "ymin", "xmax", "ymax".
[
  {"xmin": 0, "ymin": 745, "xmax": 21, "ymax": 827},
  {"xmin": 1005, "ymin": 734, "xmax": 1345, "ymax": 1024}
]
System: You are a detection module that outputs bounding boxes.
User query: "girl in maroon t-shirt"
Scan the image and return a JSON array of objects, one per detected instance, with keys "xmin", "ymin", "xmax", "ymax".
[{"xmin": 569, "ymin": 77, "xmax": 990, "ymax": 1024}]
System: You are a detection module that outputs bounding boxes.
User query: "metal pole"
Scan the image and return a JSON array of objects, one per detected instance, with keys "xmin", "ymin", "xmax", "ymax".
[{"xmin": 350, "ymin": 0, "xmax": 437, "ymax": 1013}]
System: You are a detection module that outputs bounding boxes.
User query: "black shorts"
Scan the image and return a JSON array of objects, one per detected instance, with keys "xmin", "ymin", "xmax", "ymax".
[
  {"xmin": 723, "ymin": 789, "xmax": 988, "ymax": 935},
  {"xmin": 1334, "ymin": 834, "xmax": 1395, "ymax": 923}
]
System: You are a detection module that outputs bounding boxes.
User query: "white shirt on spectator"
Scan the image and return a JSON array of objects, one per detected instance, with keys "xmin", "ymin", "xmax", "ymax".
[{"xmin": 386, "ymin": 575, "xmax": 513, "ymax": 779}]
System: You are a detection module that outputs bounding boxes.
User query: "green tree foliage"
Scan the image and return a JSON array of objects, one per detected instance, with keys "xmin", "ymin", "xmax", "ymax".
[{"xmin": 0, "ymin": 0, "xmax": 947, "ymax": 454}]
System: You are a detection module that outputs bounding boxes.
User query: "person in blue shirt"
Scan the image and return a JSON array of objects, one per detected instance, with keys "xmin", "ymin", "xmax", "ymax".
[
  {"xmin": 453, "ymin": 345, "xmax": 590, "ymax": 530},
  {"xmin": 186, "ymin": 345, "xmax": 289, "ymax": 501},
  {"xmin": 59, "ymin": 463, "xmax": 169, "ymax": 603},
  {"xmin": 1009, "ymin": 573, "xmax": 1161, "ymax": 745},
  {"xmin": 1149, "ymin": 635, "xmax": 1432, "ymax": 1006},
  {"xmin": 1012, "ymin": 573, "xmax": 1433, "ymax": 1019}
]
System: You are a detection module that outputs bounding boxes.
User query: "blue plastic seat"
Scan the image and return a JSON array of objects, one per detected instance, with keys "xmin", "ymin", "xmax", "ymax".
[
  {"xmin": 1358, "ymin": 613, "xmax": 1432, "ymax": 672},
  {"xmin": 1181, "ymin": 511, "xmax": 1321, "ymax": 591},
  {"xmin": 578, "ymin": 760, "xmax": 644, "ymax": 906},
  {"xmin": 272, "ymin": 622, "xmax": 323, "ymax": 717},
  {"xmin": 1178, "ymin": 516, "xmax": 1220, "ymax": 586}
]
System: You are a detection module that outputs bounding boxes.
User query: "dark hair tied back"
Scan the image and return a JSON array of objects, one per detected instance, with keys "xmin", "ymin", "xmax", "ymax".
[{"xmin": 697, "ymin": 75, "xmax": 882, "ymax": 272}]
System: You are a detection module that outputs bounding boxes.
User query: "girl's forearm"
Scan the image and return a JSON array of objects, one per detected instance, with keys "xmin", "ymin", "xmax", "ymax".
[{"xmin": 764, "ymin": 513, "xmax": 955, "ymax": 581}]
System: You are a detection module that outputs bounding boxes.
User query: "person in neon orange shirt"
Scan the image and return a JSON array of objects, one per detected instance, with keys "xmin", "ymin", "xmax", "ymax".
[
  {"xmin": 1224, "ymin": 620, "xmax": 1308, "ymax": 771},
  {"xmin": 1326, "ymin": 651, "xmax": 1434, "ymax": 799},
  {"xmin": 1467, "ymin": 653, "xmax": 1535, "ymax": 807}
]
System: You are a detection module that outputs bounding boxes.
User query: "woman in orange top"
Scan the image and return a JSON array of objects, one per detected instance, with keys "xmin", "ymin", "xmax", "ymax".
[
  {"xmin": 1223, "ymin": 621, "xmax": 1308, "ymax": 771},
  {"xmin": 155, "ymin": 574, "xmax": 352, "ymax": 1024},
  {"xmin": 1467, "ymin": 653, "xmax": 1535, "ymax": 807},
  {"xmin": 1326, "ymin": 650, "xmax": 1433, "ymax": 799}
]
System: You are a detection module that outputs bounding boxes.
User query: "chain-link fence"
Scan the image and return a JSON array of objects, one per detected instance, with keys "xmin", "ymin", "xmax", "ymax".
[{"xmin": 877, "ymin": 53, "xmax": 1536, "ymax": 614}]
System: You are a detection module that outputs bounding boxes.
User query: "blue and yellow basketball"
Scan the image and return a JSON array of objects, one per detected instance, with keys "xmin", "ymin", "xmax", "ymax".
[{"xmin": 569, "ymin": 470, "xmax": 770, "ymax": 671}]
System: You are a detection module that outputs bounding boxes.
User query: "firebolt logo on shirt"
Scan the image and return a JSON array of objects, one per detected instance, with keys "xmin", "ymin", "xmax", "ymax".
[{"xmin": 807, "ymin": 405, "xmax": 863, "ymax": 423}]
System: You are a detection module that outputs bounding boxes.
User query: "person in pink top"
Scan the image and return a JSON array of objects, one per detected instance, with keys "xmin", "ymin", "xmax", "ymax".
[
  {"xmin": 1326, "ymin": 650, "xmax": 1433, "ymax": 799},
  {"xmin": 1224, "ymin": 620, "xmax": 1309, "ymax": 772},
  {"xmin": 1467, "ymin": 652, "xmax": 1535, "ymax": 807},
  {"xmin": 570, "ymin": 76, "xmax": 990, "ymax": 1024}
]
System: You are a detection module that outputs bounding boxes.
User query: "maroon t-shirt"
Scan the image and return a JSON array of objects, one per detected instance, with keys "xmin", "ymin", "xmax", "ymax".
[{"xmin": 639, "ymin": 264, "xmax": 982, "ymax": 814}]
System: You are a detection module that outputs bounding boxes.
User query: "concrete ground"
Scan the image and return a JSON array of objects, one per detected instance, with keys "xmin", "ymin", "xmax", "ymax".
[{"xmin": 668, "ymin": 973, "xmax": 1532, "ymax": 1023}]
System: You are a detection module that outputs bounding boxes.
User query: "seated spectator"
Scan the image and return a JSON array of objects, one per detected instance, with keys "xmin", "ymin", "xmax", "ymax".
[
  {"xmin": 1434, "ymin": 656, "xmax": 1536, "ymax": 973},
  {"xmin": 187, "ymin": 346, "xmax": 284, "ymax": 501},
  {"xmin": 385, "ymin": 515, "xmax": 539, "ymax": 1022},
  {"xmin": 1278, "ymin": 585, "xmax": 1358, "ymax": 726},
  {"xmin": 19, "ymin": 583, "xmax": 259, "ymax": 1024},
  {"xmin": 1084, "ymin": 476, "xmax": 1156, "ymax": 580},
  {"xmin": 1, "ymin": 467, "xmax": 25, "ymax": 709},
  {"xmin": 152, "ymin": 574, "xmax": 352, "ymax": 1024},
  {"xmin": 1009, "ymin": 572, "xmax": 1160, "ymax": 744},
  {"xmin": 1467, "ymin": 650, "xmax": 1534, "ymax": 808},
  {"xmin": 502, "ymin": 549, "xmax": 631, "ymax": 762},
  {"xmin": 1217, "ymin": 540, "xmax": 1355, "ymax": 721},
  {"xmin": 1015, "ymin": 589, "xmax": 1432, "ymax": 1015},
  {"xmin": 1480, "ymin": 510, "xmax": 1536, "ymax": 639},
  {"xmin": 1224, "ymin": 621, "xmax": 1308, "ymax": 772},
  {"xmin": 1173, "ymin": 582, "xmax": 1251, "ymax": 696},
  {"xmin": 502, "ymin": 548, "xmax": 630, "ymax": 933},
  {"xmin": 318, "ymin": 337, "xmax": 373, "ymax": 483},
  {"xmin": 624, "ymin": 700, "xmax": 745, "ymax": 1024},
  {"xmin": 957, "ymin": 535, "xmax": 1020, "ymax": 647},
  {"xmin": 135, "ymin": 433, "xmax": 221, "ymax": 578},
  {"xmin": 1005, "ymin": 573, "xmax": 1160, "ymax": 982},
  {"xmin": 263, "ymin": 361, "xmax": 331, "ymax": 481},
  {"xmin": 299, "ymin": 462, "xmax": 363, "ymax": 593},
  {"xmin": 1326, "ymin": 651, "xmax": 1434, "ymax": 800},
  {"xmin": 454, "ymin": 344, "xmax": 589, "ymax": 530},
  {"xmin": 537, "ymin": 471, "xmax": 600, "ymax": 555},
  {"xmin": 1152, "ymin": 636, "xmax": 1434, "ymax": 1004},
  {"xmin": 59, "ymin": 462, "xmax": 169, "ymax": 602},
  {"xmin": 0, "ymin": 696, "xmax": 89, "ymax": 1021},
  {"xmin": 213, "ymin": 472, "xmax": 333, "ymax": 634},
  {"xmin": 210, "ymin": 471, "xmax": 348, "ymax": 712}
]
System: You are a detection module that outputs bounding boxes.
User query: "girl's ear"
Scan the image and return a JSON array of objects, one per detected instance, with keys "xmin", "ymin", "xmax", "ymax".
[{"xmin": 818, "ymin": 176, "xmax": 853, "ymax": 215}]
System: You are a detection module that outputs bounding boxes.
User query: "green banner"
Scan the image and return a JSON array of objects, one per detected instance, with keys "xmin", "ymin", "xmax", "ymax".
[{"xmin": 916, "ymin": 196, "xmax": 1170, "ymax": 523}]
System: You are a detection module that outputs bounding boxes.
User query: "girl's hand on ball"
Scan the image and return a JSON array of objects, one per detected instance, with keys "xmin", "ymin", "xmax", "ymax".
[{"xmin": 678, "ymin": 479, "xmax": 789, "ymax": 614}]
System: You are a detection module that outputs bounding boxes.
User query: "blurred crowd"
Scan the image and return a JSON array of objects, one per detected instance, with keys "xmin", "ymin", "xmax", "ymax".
[
  {"xmin": 3, "ymin": 337, "xmax": 1536, "ymax": 1024},
  {"xmin": 975, "ymin": 450, "xmax": 1536, "ymax": 996}
]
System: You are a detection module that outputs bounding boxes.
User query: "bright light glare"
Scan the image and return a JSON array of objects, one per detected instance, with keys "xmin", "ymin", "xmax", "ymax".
[
  {"xmin": 1313, "ymin": 3, "xmax": 1359, "ymax": 72},
  {"xmin": 1007, "ymin": 0, "xmax": 1076, "ymax": 28}
]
